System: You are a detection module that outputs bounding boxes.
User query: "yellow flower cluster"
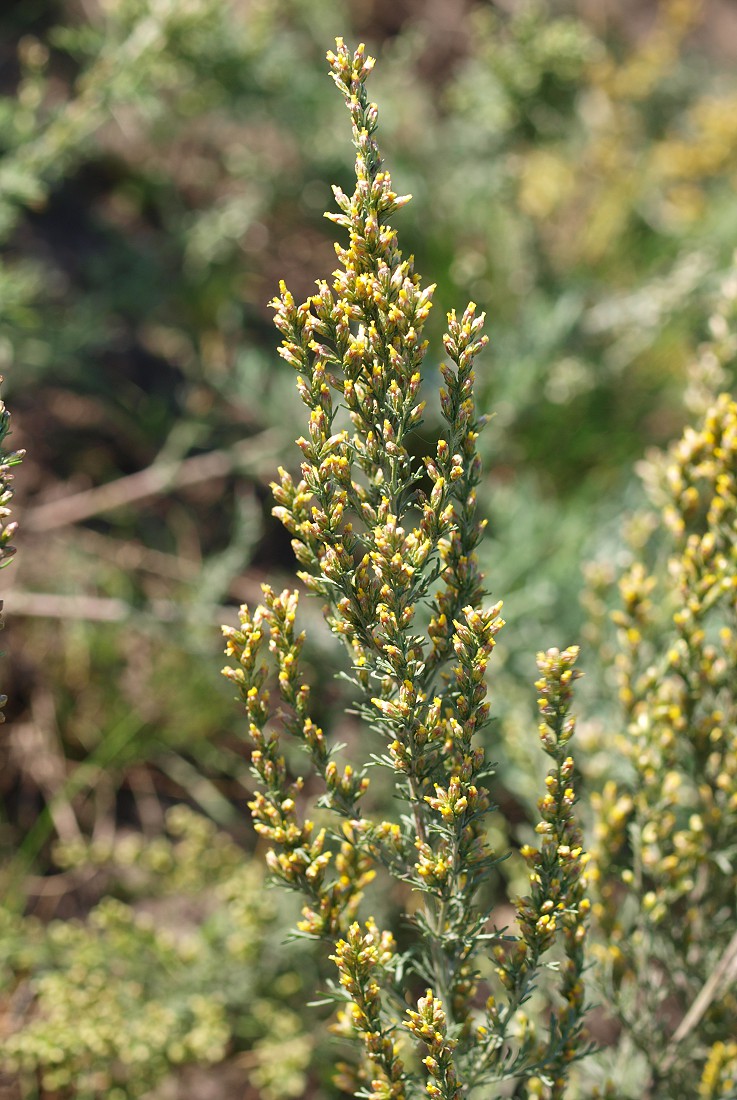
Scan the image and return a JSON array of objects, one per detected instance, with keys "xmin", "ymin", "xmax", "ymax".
[
  {"xmin": 699, "ymin": 1041, "xmax": 737, "ymax": 1099},
  {"xmin": 405, "ymin": 990, "xmax": 462, "ymax": 1100},
  {"xmin": 223, "ymin": 587, "xmax": 373, "ymax": 937},
  {"xmin": 331, "ymin": 920, "xmax": 407, "ymax": 1100}
]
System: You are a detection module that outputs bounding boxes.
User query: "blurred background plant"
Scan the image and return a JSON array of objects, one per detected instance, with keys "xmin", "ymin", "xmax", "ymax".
[
  {"xmin": 2, "ymin": 807, "xmax": 319, "ymax": 1099},
  {"xmin": 2, "ymin": 0, "xmax": 737, "ymax": 1096},
  {"xmin": 0, "ymin": 375, "xmax": 24, "ymax": 722},
  {"xmin": 577, "ymin": 273, "xmax": 737, "ymax": 1098}
]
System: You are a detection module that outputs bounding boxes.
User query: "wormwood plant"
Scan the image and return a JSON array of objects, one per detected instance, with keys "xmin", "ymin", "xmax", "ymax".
[
  {"xmin": 0, "ymin": 378, "xmax": 23, "ymax": 722},
  {"xmin": 223, "ymin": 41, "xmax": 590, "ymax": 1099},
  {"xmin": 590, "ymin": 283, "xmax": 737, "ymax": 1097}
]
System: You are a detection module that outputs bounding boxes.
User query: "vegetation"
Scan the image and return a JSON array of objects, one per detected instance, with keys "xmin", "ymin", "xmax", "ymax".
[
  {"xmin": 0, "ymin": 377, "xmax": 24, "ymax": 721},
  {"xmin": 588, "ymin": 279, "xmax": 737, "ymax": 1096},
  {"xmin": 2, "ymin": 1, "xmax": 737, "ymax": 1097},
  {"xmin": 223, "ymin": 40, "xmax": 589, "ymax": 1097}
]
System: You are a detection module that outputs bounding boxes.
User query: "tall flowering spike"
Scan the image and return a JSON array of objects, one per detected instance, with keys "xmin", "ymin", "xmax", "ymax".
[
  {"xmin": 531, "ymin": 647, "xmax": 590, "ymax": 1097},
  {"xmin": 268, "ymin": 37, "xmax": 484, "ymax": 678},
  {"xmin": 223, "ymin": 39, "xmax": 590, "ymax": 1097},
  {"xmin": 0, "ymin": 378, "xmax": 25, "ymax": 723}
]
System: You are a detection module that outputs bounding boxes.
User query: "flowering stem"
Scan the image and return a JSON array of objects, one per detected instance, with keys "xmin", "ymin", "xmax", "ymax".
[{"xmin": 223, "ymin": 38, "xmax": 590, "ymax": 1098}]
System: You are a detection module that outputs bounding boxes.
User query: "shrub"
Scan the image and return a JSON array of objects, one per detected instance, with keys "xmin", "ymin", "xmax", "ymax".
[{"xmin": 1, "ymin": 807, "xmax": 313, "ymax": 1100}]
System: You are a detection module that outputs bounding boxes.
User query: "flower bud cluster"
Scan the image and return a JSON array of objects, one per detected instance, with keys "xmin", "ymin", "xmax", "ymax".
[
  {"xmin": 330, "ymin": 920, "xmax": 407, "ymax": 1099},
  {"xmin": 223, "ymin": 587, "xmax": 372, "ymax": 937},
  {"xmin": 425, "ymin": 309, "xmax": 489, "ymax": 683},
  {"xmin": 405, "ymin": 990, "xmax": 462, "ymax": 1100},
  {"xmin": 414, "ymin": 604, "xmax": 502, "ymax": 912}
]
